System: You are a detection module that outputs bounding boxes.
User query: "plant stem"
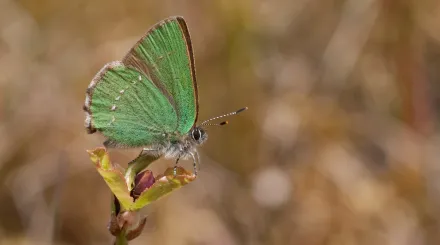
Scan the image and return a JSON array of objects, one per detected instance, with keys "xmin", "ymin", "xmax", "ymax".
[{"xmin": 114, "ymin": 229, "xmax": 128, "ymax": 245}]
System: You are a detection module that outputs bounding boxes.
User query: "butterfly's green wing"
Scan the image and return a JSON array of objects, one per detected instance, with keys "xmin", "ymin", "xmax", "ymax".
[
  {"xmin": 122, "ymin": 16, "xmax": 198, "ymax": 135},
  {"xmin": 84, "ymin": 61, "xmax": 178, "ymax": 147}
]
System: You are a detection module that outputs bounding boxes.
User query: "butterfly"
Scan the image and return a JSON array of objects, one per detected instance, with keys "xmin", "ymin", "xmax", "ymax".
[{"xmin": 83, "ymin": 16, "xmax": 247, "ymax": 175}]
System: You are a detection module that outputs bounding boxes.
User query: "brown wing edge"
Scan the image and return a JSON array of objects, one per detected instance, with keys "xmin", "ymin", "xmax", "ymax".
[
  {"xmin": 83, "ymin": 61, "xmax": 124, "ymax": 134},
  {"xmin": 121, "ymin": 16, "xmax": 199, "ymax": 128}
]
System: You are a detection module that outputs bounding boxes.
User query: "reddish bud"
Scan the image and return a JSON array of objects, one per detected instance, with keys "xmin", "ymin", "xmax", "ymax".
[{"xmin": 131, "ymin": 170, "xmax": 156, "ymax": 200}]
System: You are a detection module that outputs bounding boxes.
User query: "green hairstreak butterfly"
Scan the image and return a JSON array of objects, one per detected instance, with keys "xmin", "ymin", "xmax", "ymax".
[{"xmin": 83, "ymin": 16, "xmax": 247, "ymax": 175}]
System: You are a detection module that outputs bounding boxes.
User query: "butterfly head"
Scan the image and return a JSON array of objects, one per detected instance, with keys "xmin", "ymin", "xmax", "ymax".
[{"xmin": 190, "ymin": 127, "xmax": 208, "ymax": 145}]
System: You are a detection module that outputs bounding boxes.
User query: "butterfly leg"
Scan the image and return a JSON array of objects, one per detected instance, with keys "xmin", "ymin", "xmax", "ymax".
[
  {"xmin": 195, "ymin": 150, "xmax": 201, "ymax": 173},
  {"xmin": 190, "ymin": 152, "xmax": 198, "ymax": 176},
  {"xmin": 173, "ymin": 156, "xmax": 181, "ymax": 176}
]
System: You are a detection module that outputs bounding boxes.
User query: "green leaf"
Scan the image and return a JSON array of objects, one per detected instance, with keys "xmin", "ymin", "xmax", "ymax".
[
  {"xmin": 87, "ymin": 147, "xmax": 196, "ymax": 213},
  {"xmin": 87, "ymin": 148, "xmax": 133, "ymax": 209},
  {"xmin": 129, "ymin": 166, "xmax": 195, "ymax": 210}
]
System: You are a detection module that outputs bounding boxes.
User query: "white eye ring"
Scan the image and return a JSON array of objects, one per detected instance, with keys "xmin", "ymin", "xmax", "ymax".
[{"xmin": 192, "ymin": 129, "xmax": 201, "ymax": 141}]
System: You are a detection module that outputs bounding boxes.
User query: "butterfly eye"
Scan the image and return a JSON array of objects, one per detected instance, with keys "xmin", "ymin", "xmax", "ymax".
[{"xmin": 192, "ymin": 128, "xmax": 201, "ymax": 141}]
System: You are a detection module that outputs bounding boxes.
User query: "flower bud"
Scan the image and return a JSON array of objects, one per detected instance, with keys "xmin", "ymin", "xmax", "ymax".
[{"xmin": 131, "ymin": 170, "xmax": 155, "ymax": 200}]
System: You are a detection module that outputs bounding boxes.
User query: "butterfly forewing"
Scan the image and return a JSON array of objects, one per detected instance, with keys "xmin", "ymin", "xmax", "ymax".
[
  {"xmin": 122, "ymin": 16, "xmax": 198, "ymax": 135},
  {"xmin": 85, "ymin": 61, "xmax": 178, "ymax": 147}
]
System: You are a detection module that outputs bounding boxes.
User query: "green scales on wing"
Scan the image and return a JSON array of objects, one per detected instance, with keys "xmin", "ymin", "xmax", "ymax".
[{"xmin": 84, "ymin": 17, "xmax": 199, "ymax": 147}]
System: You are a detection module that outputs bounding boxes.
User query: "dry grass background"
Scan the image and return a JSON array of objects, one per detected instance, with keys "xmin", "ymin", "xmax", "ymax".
[{"xmin": 1, "ymin": 0, "xmax": 440, "ymax": 244}]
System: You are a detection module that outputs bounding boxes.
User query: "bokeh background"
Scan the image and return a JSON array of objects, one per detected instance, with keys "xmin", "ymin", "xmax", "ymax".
[{"xmin": 2, "ymin": 0, "xmax": 440, "ymax": 244}]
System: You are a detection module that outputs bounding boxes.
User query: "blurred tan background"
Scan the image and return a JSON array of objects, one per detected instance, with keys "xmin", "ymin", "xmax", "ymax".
[{"xmin": 2, "ymin": 0, "xmax": 440, "ymax": 244}]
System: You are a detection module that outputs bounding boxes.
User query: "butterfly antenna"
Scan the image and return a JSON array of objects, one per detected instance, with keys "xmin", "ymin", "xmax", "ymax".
[
  {"xmin": 200, "ymin": 107, "xmax": 248, "ymax": 126},
  {"xmin": 202, "ymin": 121, "xmax": 229, "ymax": 127}
]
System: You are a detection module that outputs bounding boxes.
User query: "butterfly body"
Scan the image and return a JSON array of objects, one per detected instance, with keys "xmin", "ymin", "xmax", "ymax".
[{"xmin": 142, "ymin": 127, "xmax": 207, "ymax": 160}]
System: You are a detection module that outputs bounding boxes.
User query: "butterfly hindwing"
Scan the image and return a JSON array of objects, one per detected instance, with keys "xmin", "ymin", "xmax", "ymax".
[
  {"xmin": 122, "ymin": 16, "xmax": 198, "ymax": 135},
  {"xmin": 85, "ymin": 61, "xmax": 178, "ymax": 147}
]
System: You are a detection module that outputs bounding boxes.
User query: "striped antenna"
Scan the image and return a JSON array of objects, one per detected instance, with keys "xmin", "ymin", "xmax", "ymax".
[
  {"xmin": 200, "ymin": 107, "xmax": 248, "ymax": 126},
  {"xmin": 202, "ymin": 121, "xmax": 229, "ymax": 127}
]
